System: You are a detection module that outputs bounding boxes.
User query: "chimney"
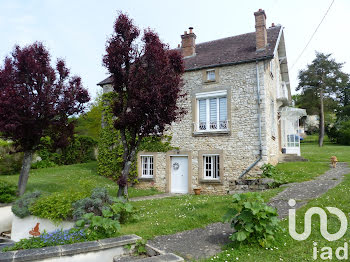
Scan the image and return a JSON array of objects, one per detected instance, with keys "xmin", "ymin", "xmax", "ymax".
[
  {"xmin": 181, "ymin": 27, "xmax": 196, "ymax": 57},
  {"xmin": 254, "ymin": 9, "xmax": 267, "ymax": 50}
]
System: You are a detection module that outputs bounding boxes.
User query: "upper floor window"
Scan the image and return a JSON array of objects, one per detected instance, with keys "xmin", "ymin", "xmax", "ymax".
[
  {"xmin": 206, "ymin": 70, "xmax": 216, "ymax": 81},
  {"xmin": 196, "ymin": 90, "xmax": 228, "ymax": 132},
  {"xmin": 141, "ymin": 155, "xmax": 153, "ymax": 178},
  {"xmin": 269, "ymin": 60, "xmax": 274, "ymax": 78}
]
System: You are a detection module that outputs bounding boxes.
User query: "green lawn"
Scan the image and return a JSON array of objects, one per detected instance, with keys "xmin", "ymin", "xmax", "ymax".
[
  {"xmin": 121, "ymin": 187, "xmax": 284, "ymax": 240},
  {"xmin": 0, "ymin": 161, "xmax": 160, "ymax": 198},
  {"xmin": 202, "ymin": 142, "xmax": 350, "ymax": 261}
]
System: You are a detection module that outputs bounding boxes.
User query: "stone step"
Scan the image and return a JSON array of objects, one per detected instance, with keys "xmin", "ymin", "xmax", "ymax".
[{"xmin": 114, "ymin": 253, "xmax": 184, "ymax": 262}]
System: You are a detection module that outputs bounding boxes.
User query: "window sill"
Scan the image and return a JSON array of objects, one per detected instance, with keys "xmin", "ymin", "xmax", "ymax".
[
  {"xmin": 138, "ymin": 177, "xmax": 154, "ymax": 182},
  {"xmin": 193, "ymin": 130, "xmax": 230, "ymax": 137},
  {"xmin": 204, "ymin": 80, "xmax": 217, "ymax": 84},
  {"xmin": 199, "ymin": 179, "xmax": 222, "ymax": 184}
]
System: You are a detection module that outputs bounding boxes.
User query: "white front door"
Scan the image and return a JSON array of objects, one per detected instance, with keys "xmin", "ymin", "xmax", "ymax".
[{"xmin": 171, "ymin": 156, "xmax": 188, "ymax": 193}]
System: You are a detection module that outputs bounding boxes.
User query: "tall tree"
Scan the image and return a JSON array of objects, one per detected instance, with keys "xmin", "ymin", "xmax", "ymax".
[
  {"xmin": 0, "ymin": 42, "xmax": 90, "ymax": 195},
  {"xmin": 296, "ymin": 52, "xmax": 348, "ymax": 147},
  {"xmin": 103, "ymin": 13, "xmax": 185, "ymax": 197}
]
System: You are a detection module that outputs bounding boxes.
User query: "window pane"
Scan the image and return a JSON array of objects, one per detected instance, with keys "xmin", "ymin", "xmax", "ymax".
[
  {"xmin": 199, "ymin": 100, "xmax": 206, "ymax": 123},
  {"xmin": 207, "ymin": 70, "xmax": 215, "ymax": 81},
  {"xmin": 210, "ymin": 98, "xmax": 217, "ymax": 125}
]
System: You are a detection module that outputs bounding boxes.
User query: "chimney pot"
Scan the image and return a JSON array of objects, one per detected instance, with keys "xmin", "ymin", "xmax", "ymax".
[
  {"xmin": 271, "ymin": 23, "xmax": 275, "ymax": 27},
  {"xmin": 189, "ymin": 27, "xmax": 193, "ymax": 33},
  {"xmin": 184, "ymin": 31, "xmax": 187, "ymax": 35},
  {"xmin": 177, "ymin": 44, "xmax": 180, "ymax": 48}
]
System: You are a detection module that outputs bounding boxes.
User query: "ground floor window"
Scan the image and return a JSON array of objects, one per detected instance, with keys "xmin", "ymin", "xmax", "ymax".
[
  {"xmin": 141, "ymin": 155, "xmax": 153, "ymax": 178},
  {"xmin": 203, "ymin": 154, "xmax": 220, "ymax": 179}
]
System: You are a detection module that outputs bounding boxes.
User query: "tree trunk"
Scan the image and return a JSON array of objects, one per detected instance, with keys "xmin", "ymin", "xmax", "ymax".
[
  {"xmin": 319, "ymin": 90, "xmax": 325, "ymax": 147},
  {"xmin": 117, "ymin": 159, "xmax": 132, "ymax": 199},
  {"xmin": 17, "ymin": 150, "xmax": 33, "ymax": 196}
]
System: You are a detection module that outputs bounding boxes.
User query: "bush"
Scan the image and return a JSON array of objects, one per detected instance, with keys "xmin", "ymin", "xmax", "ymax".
[
  {"xmin": 223, "ymin": 193, "xmax": 281, "ymax": 248},
  {"xmin": 0, "ymin": 140, "xmax": 23, "ymax": 175},
  {"xmin": 0, "ymin": 180, "xmax": 17, "ymax": 203},
  {"xmin": 2, "ymin": 228, "xmax": 87, "ymax": 252},
  {"xmin": 72, "ymin": 187, "xmax": 113, "ymax": 221},
  {"xmin": 73, "ymin": 187, "xmax": 137, "ymax": 224},
  {"xmin": 29, "ymin": 191, "xmax": 89, "ymax": 222},
  {"xmin": 260, "ymin": 164, "xmax": 276, "ymax": 178},
  {"xmin": 12, "ymin": 191, "xmax": 42, "ymax": 218}
]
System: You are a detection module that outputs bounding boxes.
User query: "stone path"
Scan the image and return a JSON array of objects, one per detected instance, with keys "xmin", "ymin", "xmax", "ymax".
[{"xmin": 148, "ymin": 163, "xmax": 350, "ymax": 260}]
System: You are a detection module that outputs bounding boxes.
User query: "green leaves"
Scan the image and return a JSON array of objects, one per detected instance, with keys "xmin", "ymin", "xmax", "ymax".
[{"xmin": 223, "ymin": 193, "xmax": 281, "ymax": 248}]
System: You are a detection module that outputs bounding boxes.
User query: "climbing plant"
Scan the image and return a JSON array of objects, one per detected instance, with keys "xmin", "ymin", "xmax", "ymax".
[{"xmin": 97, "ymin": 92, "xmax": 175, "ymax": 183}]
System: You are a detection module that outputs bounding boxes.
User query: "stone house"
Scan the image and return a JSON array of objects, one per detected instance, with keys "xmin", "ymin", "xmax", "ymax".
[{"xmin": 98, "ymin": 9, "xmax": 306, "ymax": 195}]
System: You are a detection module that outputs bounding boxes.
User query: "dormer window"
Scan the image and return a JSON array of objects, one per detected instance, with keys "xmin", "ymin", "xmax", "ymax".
[{"xmin": 206, "ymin": 70, "xmax": 216, "ymax": 81}]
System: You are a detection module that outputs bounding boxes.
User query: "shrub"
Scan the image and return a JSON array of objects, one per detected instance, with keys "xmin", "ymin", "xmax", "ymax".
[
  {"xmin": 76, "ymin": 212, "xmax": 121, "ymax": 240},
  {"xmin": 0, "ymin": 180, "xmax": 17, "ymax": 203},
  {"xmin": 72, "ymin": 187, "xmax": 113, "ymax": 221},
  {"xmin": 12, "ymin": 191, "xmax": 42, "ymax": 218},
  {"xmin": 31, "ymin": 159, "xmax": 57, "ymax": 169},
  {"xmin": 260, "ymin": 164, "xmax": 276, "ymax": 178},
  {"xmin": 29, "ymin": 191, "xmax": 89, "ymax": 222},
  {"xmin": 223, "ymin": 193, "xmax": 281, "ymax": 248},
  {"xmin": 0, "ymin": 141, "xmax": 23, "ymax": 175},
  {"xmin": 72, "ymin": 187, "xmax": 137, "ymax": 224},
  {"xmin": 2, "ymin": 228, "xmax": 86, "ymax": 252}
]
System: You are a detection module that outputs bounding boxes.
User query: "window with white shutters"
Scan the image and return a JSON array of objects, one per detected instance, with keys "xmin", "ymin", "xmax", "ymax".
[{"xmin": 141, "ymin": 156, "xmax": 153, "ymax": 178}]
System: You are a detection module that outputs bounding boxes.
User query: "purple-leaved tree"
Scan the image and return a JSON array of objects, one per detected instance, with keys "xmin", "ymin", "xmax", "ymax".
[
  {"xmin": 0, "ymin": 42, "xmax": 90, "ymax": 195},
  {"xmin": 103, "ymin": 13, "xmax": 185, "ymax": 197}
]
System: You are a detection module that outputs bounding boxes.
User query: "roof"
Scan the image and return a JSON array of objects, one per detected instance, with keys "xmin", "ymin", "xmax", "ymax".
[{"xmin": 97, "ymin": 26, "xmax": 282, "ymax": 86}]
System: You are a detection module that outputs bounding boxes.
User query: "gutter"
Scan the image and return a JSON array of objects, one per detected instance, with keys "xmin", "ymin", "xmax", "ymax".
[{"xmin": 239, "ymin": 60, "xmax": 263, "ymax": 178}]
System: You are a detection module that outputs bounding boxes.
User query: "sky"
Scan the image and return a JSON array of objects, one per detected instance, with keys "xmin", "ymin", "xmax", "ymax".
[{"xmin": 1, "ymin": 0, "xmax": 349, "ymax": 102}]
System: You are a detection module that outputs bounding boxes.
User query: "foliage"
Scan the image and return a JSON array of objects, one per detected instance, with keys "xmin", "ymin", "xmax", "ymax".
[
  {"xmin": 296, "ymin": 52, "xmax": 348, "ymax": 147},
  {"xmin": 133, "ymin": 239, "xmax": 147, "ymax": 255},
  {"xmin": 103, "ymin": 12, "xmax": 185, "ymax": 196},
  {"xmin": 223, "ymin": 193, "xmax": 281, "ymax": 248},
  {"xmin": 34, "ymin": 135, "xmax": 97, "ymax": 168},
  {"xmin": 72, "ymin": 187, "xmax": 113, "ymax": 220},
  {"xmin": 74, "ymin": 94, "xmax": 102, "ymax": 140},
  {"xmin": 328, "ymin": 119, "xmax": 350, "ymax": 145},
  {"xmin": 0, "ymin": 180, "xmax": 17, "ymax": 203},
  {"xmin": 11, "ymin": 191, "xmax": 42, "ymax": 218},
  {"xmin": 76, "ymin": 212, "xmax": 121, "ymax": 240},
  {"xmin": 72, "ymin": 187, "xmax": 137, "ymax": 224},
  {"xmin": 2, "ymin": 228, "xmax": 87, "ymax": 252},
  {"xmin": 0, "ymin": 42, "xmax": 90, "ymax": 195},
  {"xmin": 0, "ymin": 141, "xmax": 23, "ymax": 175},
  {"xmin": 97, "ymin": 92, "xmax": 175, "ymax": 183},
  {"xmin": 29, "ymin": 191, "xmax": 89, "ymax": 222},
  {"xmin": 260, "ymin": 164, "xmax": 276, "ymax": 178}
]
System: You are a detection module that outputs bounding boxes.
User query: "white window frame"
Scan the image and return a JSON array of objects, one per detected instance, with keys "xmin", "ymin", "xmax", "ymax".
[
  {"xmin": 206, "ymin": 69, "xmax": 216, "ymax": 81},
  {"xmin": 203, "ymin": 154, "xmax": 220, "ymax": 180},
  {"xmin": 195, "ymin": 90, "xmax": 228, "ymax": 132},
  {"xmin": 141, "ymin": 155, "xmax": 154, "ymax": 178}
]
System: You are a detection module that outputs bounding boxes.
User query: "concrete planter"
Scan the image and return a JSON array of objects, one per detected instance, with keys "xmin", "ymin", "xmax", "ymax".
[
  {"xmin": 0, "ymin": 205, "xmax": 13, "ymax": 234},
  {"xmin": 11, "ymin": 215, "xmax": 75, "ymax": 242},
  {"xmin": 0, "ymin": 235, "xmax": 141, "ymax": 262}
]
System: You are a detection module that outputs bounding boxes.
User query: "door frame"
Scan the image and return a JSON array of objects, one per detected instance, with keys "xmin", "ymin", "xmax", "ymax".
[{"xmin": 166, "ymin": 151, "xmax": 192, "ymax": 194}]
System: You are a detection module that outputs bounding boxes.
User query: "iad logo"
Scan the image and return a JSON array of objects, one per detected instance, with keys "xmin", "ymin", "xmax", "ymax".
[
  {"xmin": 288, "ymin": 199, "xmax": 347, "ymax": 241},
  {"xmin": 288, "ymin": 199, "xmax": 349, "ymax": 260}
]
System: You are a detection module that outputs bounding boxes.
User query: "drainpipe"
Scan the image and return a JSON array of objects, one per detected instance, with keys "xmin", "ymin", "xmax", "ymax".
[{"xmin": 239, "ymin": 60, "xmax": 263, "ymax": 178}]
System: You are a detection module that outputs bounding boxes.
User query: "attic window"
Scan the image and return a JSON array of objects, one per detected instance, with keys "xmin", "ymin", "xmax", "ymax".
[{"xmin": 206, "ymin": 70, "xmax": 216, "ymax": 81}]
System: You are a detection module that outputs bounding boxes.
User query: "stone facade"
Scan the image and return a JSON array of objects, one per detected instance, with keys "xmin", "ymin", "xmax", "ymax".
[{"xmin": 135, "ymin": 54, "xmax": 286, "ymax": 194}]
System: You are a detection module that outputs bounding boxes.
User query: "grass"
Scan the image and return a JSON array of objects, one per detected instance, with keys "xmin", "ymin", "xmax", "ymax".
[
  {"xmin": 0, "ymin": 161, "xmax": 160, "ymax": 199},
  {"xmin": 202, "ymin": 141, "xmax": 350, "ymax": 262},
  {"xmin": 121, "ymin": 187, "xmax": 284, "ymax": 240}
]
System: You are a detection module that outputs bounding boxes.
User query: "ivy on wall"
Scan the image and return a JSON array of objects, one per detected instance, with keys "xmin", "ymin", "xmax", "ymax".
[{"xmin": 97, "ymin": 92, "xmax": 176, "ymax": 183}]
